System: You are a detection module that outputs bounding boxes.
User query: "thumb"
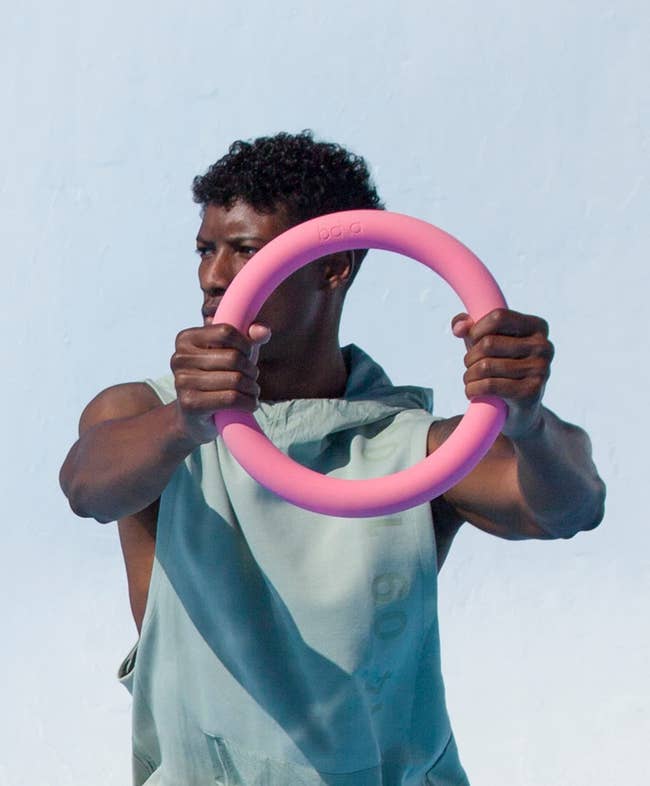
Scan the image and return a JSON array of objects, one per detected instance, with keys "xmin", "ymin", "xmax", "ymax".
[
  {"xmin": 451, "ymin": 313, "xmax": 474, "ymax": 351},
  {"xmin": 247, "ymin": 323, "xmax": 272, "ymax": 363}
]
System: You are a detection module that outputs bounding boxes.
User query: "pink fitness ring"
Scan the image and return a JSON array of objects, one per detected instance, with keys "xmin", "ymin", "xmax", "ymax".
[{"xmin": 213, "ymin": 210, "xmax": 507, "ymax": 517}]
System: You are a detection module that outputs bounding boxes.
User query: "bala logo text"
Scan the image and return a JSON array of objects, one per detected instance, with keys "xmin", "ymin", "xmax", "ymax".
[{"xmin": 318, "ymin": 221, "xmax": 364, "ymax": 242}]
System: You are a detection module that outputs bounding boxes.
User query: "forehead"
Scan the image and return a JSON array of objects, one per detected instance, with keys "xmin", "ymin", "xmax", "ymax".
[{"xmin": 198, "ymin": 201, "xmax": 290, "ymax": 240}]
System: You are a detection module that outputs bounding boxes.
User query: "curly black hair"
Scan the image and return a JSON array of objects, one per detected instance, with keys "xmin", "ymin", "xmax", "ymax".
[{"xmin": 192, "ymin": 130, "xmax": 385, "ymax": 275}]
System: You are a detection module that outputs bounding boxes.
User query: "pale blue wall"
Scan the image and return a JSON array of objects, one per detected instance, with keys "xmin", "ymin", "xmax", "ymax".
[{"xmin": 2, "ymin": 1, "xmax": 648, "ymax": 783}]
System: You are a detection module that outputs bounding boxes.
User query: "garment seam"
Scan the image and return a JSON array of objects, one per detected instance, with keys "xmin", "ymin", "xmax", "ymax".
[
  {"xmin": 425, "ymin": 732, "xmax": 454, "ymax": 778},
  {"xmin": 201, "ymin": 730, "xmax": 387, "ymax": 776},
  {"xmin": 408, "ymin": 413, "xmax": 441, "ymax": 744},
  {"xmin": 132, "ymin": 748, "xmax": 157, "ymax": 776}
]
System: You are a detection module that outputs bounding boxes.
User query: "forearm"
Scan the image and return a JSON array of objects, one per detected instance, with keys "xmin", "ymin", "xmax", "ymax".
[
  {"xmin": 60, "ymin": 402, "xmax": 197, "ymax": 523},
  {"xmin": 512, "ymin": 407, "xmax": 606, "ymax": 537}
]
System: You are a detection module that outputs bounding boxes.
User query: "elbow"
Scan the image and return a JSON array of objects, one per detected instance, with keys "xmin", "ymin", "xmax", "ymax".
[
  {"xmin": 59, "ymin": 465, "xmax": 113, "ymax": 524},
  {"xmin": 571, "ymin": 475, "xmax": 607, "ymax": 535},
  {"xmin": 59, "ymin": 458, "xmax": 84, "ymax": 516},
  {"xmin": 574, "ymin": 478, "xmax": 606, "ymax": 535},
  {"xmin": 59, "ymin": 441, "xmax": 118, "ymax": 524},
  {"xmin": 59, "ymin": 448, "xmax": 86, "ymax": 515},
  {"xmin": 67, "ymin": 492, "xmax": 115, "ymax": 524},
  {"xmin": 66, "ymin": 494, "xmax": 114, "ymax": 524},
  {"xmin": 537, "ymin": 479, "xmax": 607, "ymax": 540},
  {"xmin": 61, "ymin": 481, "xmax": 97, "ymax": 521}
]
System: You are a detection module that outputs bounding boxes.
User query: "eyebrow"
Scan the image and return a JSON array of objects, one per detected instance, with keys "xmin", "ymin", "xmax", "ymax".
[
  {"xmin": 195, "ymin": 236, "xmax": 214, "ymax": 248},
  {"xmin": 195, "ymin": 234, "xmax": 267, "ymax": 246}
]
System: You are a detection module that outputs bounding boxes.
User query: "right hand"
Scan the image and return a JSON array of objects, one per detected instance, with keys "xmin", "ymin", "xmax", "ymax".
[{"xmin": 170, "ymin": 322, "xmax": 272, "ymax": 446}]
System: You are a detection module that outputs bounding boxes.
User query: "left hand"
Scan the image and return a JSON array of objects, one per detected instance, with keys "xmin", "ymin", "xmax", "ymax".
[{"xmin": 451, "ymin": 308, "xmax": 554, "ymax": 439}]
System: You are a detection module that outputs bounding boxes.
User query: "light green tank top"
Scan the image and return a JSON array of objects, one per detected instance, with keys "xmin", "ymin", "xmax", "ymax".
[{"xmin": 118, "ymin": 345, "xmax": 470, "ymax": 786}]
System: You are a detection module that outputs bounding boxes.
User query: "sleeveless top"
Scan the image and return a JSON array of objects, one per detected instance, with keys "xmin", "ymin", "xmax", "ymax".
[{"xmin": 117, "ymin": 345, "xmax": 470, "ymax": 786}]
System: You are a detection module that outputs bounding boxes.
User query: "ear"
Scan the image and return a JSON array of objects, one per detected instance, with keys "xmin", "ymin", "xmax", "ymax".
[{"xmin": 320, "ymin": 251, "xmax": 356, "ymax": 291}]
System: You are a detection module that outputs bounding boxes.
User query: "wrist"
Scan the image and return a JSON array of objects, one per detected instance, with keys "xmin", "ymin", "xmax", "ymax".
[
  {"xmin": 167, "ymin": 401, "xmax": 204, "ymax": 454},
  {"xmin": 502, "ymin": 404, "xmax": 545, "ymax": 442}
]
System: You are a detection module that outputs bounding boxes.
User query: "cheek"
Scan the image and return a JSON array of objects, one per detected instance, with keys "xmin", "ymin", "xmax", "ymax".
[
  {"xmin": 257, "ymin": 289, "xmax": 302, "ymax": 331},
  {"xmin": 256, "ymin": 271, "xmax": 320, "ymax": 332}
]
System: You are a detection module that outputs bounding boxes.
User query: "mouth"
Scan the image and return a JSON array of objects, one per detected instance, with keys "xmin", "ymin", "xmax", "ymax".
[{"xmin": 202, "ymin": 298, "xmax": 223, "ymax": 324}]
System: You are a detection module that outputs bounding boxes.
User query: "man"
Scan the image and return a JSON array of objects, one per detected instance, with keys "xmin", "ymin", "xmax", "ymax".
[{"xmin": 60, "ymin": 131, "xmax": 605, "ymax": 785}]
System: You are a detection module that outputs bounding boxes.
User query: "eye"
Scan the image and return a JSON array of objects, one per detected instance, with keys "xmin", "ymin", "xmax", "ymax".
[
  {"xmin": 238, "ymin": 245, "xmax": 259, "ymax": 257},
  {"xmin": 195, "ymin": 247, "xmax": 212, "ymax": 259}
]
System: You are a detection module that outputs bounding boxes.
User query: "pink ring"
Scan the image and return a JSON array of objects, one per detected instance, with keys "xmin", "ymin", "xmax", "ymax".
[{"xmin": 213, "ymin": 210, "xmax": 507, "ymax": 517}]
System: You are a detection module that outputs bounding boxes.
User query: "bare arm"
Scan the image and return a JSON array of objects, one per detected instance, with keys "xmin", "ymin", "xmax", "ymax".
[
  {"xmin": 59, "ymin": 324, "xmax": 270, "ymax": 633},
  {"xmin": 59, "ymin": 384, "xmax": 195, "ymax": 523},
  {"xmin": 429, "ymin": 308, "xmax": 606, "ymax": 541},
  {"xmin": 431, "ymin": 496, "xmax": 465, "ymax": 569},
  {"xmin": 59, "ymin": 381, "xmax": 168, "ymax": 630},
  {"xmin": 118, "ymin": 502, "xmax": 159, "ymax": 634},
  {"xmin": 59, "ymin": 323, "xmax": 267, "ymax": 524},
  {"xmin": 429, "ymin": 409, "xmax": 605, "ymax": 540}
]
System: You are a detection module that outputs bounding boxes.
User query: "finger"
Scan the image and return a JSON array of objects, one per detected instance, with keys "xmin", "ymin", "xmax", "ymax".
[
  {"xmin": 248, "ymin": 323, "xmax": 272, "ymax": 363},
  {"xmin": 248, "ymin": 323, "xmax": 272, "ymax": 345},
  {"xmin": 464, "ymin": 375, "xmax": 547, "ymax": 402},
  {"xmin": 464, "ymin": 334, "xmax": 554, "ymax": 368},
  {"xmin": 463, "ymin": 357, "xmax": 550, "ymax": 385},
  {"xmin": 171, "ymin": 348, "xmax": 259, "ymax": 379},
  {"xmin": 187, "ymin": 323, "xmax": 254, "ymax": 355},
  {"xmin": 468, "ymin": 309, "xmax": 550, "ymax": 343},
  {"xmin": 451, "ymin": 313, "xmax": 472, "ymax": 337},
  {"xmin": 451, "ymin": 313, "xmax": 474, "ymax": 351},
  {"xmin": 177, "ymin": 387, "xmax": 259, "ymax": 415},
  {"xmin": 174, "ymin": 370, "xmax": 260, "ymax": 397}
]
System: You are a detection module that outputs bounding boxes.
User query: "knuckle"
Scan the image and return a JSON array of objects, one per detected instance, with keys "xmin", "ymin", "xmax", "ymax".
[
  {"xmin": 546, "ymin": 339, "xmax": 555, "ymax": 360},
  {"xmin": 489, "ymin": 308, "xmax": 506, "ymax": 326},
  {"xmin": 530, "ymin": 334, "xmax": 552, "ymax": 358},
  {"xmin": 480, "ymin": 335, "xmax": 497, "ymax": 354},
  {"xmin": 179, "ymin": 389, "xmax": 197, "ymax": 410},
  {"xmin": 478, "ymin": 358, "xmax": 492, "ymax": 376},
  {"xmin": 530, "ymin": 359, "xmax": 546, "ymax": 377},
  {"xmin": 220, "ymin": 389, "xmax": 240, "ymax": 408},
  {"xmin": 483, "ymin": 378, "xmax": 498, "ymax": 395},
  {"xmin": 529, "ymin": 339, "xmax": 544, "ymax": 357},
  {"xmin": 171, "ymin": 352, "xmax": 191, "ymax": 374},
  {"xmin": 213, "ymin": 323, "xmax": 238, "ymax": 341},
  {"xmin": 175, "ymin": 328, "xmax": 192, "ymax": 349},
  {"xmin": 223, "ymin": 350, "xmax": 242, "ymax": 371},
  {"xmin": 471, "ymin": 379, "xmax": 495, "ymax": 396},
  {"xmin": 174, "ymin": 370, "xmax": 189, "ymax": 388}
]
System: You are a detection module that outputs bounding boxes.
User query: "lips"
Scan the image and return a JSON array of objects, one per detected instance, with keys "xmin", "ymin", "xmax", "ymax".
[{"xmin": 202, "ymin": 299, "xmax": 223, "ymax": 321}]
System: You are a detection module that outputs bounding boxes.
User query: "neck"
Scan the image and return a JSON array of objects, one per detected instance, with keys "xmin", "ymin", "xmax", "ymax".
[{"xmin": 257, "ymin": 337, "xmax": 348, "ymax": 401}]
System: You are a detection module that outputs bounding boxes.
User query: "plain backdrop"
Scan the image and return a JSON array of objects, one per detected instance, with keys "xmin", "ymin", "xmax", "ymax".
[{"xmin": 1, "ymin": 1, "xmax": 648, "ymax": 784}]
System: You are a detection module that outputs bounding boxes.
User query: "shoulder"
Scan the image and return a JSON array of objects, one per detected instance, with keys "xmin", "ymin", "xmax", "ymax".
[
  {"xmin": 426, "ymin": 414, "xmax": 514, "ymax": 461},
  {"xmin": 426, "ymin": 416, "xmax": 463, "ymax": 452},
  {"xmin": 79, "ymin": 381, "xmax": 164, "ymax": 435}
]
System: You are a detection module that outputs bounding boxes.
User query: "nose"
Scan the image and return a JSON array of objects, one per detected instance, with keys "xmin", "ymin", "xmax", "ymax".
[{"xmin": 199, "ymin": 247, "xmax": 244, "ymax": 295}]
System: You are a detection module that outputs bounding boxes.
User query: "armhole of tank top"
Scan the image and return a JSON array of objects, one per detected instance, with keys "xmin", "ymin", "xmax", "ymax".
[
  {"xmin": 407, "ymin": 412, "xmax": 440, "ymax": 618},
  {"xmin": 115, "ymin": 379, "xmax": 173, "ymax": 690},
  {"xmin": 142, "ymin": 375, "xmax": 176, "ymax": 405},
  {"xmin": 138, "ymin": 375, "xmax": 178, "ymax": 629}
]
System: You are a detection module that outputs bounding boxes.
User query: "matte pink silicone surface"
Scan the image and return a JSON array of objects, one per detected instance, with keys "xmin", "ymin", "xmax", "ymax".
[{"xmin": 213, "ymin": 210, "xmax": 507, "ymax": 517}]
